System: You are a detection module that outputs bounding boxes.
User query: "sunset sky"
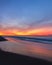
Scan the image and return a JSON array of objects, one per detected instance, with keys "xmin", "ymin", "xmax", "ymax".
[{"xmin": 0, "ymin": 0, "xmax": 52, "ymax": 35}]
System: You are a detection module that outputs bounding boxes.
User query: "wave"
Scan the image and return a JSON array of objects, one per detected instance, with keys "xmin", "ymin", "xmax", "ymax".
[{"xmin": 5, "ymin": 36, "xmax": 52, "ymax": 44}]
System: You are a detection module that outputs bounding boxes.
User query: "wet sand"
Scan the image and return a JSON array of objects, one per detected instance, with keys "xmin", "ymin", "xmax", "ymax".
[{"xmin": 0, "ymin": 49, "xmax": 52, "ymax": 65}]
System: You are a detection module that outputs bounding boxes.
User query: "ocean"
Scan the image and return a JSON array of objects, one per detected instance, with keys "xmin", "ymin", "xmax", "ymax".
[
  {"xmin": 0, "ymin": 36, "xmax": 52, "ymax": 62},
  {"xmin": 5, "ymin": 36, "xmax": 52, "ymax": 44}
]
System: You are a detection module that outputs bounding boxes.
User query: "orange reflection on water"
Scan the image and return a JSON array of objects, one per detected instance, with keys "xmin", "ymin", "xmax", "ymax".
[{"xmin": 27, "ymin": 44, "xmax": 52, "ymax": 57}]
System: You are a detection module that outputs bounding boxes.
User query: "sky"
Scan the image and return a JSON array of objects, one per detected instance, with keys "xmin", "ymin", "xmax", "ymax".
[{"xmin": 0, "ymin": 0, "xmax": 52, "ymax": 35}]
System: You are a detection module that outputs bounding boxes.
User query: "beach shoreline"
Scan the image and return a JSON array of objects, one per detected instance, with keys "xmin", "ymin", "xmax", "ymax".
[
  {"xmin": 0, "ymin": 36, "xmax": 52, "ymax": 65},
  {"xmin": 0, "ymin": 49, "xmax": 52, "ymax": 65}
]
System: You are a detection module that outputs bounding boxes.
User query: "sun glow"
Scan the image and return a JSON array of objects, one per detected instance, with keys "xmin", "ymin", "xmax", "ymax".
[
  {"xmin": 0, "ymin": 33, "xmax": 3, "ymax": 35},
  {"xmin": 0, "ymin": 27, "xmax": 52, "ymax": 36}
]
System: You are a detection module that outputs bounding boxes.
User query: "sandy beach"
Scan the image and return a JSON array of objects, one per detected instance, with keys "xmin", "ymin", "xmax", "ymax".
[{"xmin": 0, "ymin": 37, "xmax": 52, "ymax": 62}]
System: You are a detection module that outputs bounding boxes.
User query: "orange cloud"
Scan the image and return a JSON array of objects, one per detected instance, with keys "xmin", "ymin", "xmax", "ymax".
[
  {"xmin": 26, "ymin": 27, "xmax": 52, "ymax": 35},
  {"xmin": 0, "ymin": 27, "xmax": 52, "ymax": 36}
]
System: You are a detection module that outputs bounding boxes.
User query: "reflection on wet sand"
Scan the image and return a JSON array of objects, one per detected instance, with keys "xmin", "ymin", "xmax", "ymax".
[{"xmin": 0, "ymin": 37, "xmax": 52, "ymax": 62}]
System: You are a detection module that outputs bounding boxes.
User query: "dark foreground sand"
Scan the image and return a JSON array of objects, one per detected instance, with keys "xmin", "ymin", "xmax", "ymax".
[{"xmin": 0, "ymin": 49, "xmax": 52, "ymax": 65}]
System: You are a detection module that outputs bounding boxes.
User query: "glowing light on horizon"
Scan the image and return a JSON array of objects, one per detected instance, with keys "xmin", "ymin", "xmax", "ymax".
[
  {"xmin": 0, "ymin": 33, "xmax": 3, "ymax": 35},
  {"xmin": 0, "ymin": 27, "xmax": 52, "ymax": 36}
]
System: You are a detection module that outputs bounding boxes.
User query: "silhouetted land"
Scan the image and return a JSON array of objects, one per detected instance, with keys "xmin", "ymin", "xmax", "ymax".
[
  {"xmin": 0, "ymin": 36, "xmax": 7, "ymax": 41},
  {"xmin": 0, "ymin": 49, "xmax": 52, "ymax": 65}
]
